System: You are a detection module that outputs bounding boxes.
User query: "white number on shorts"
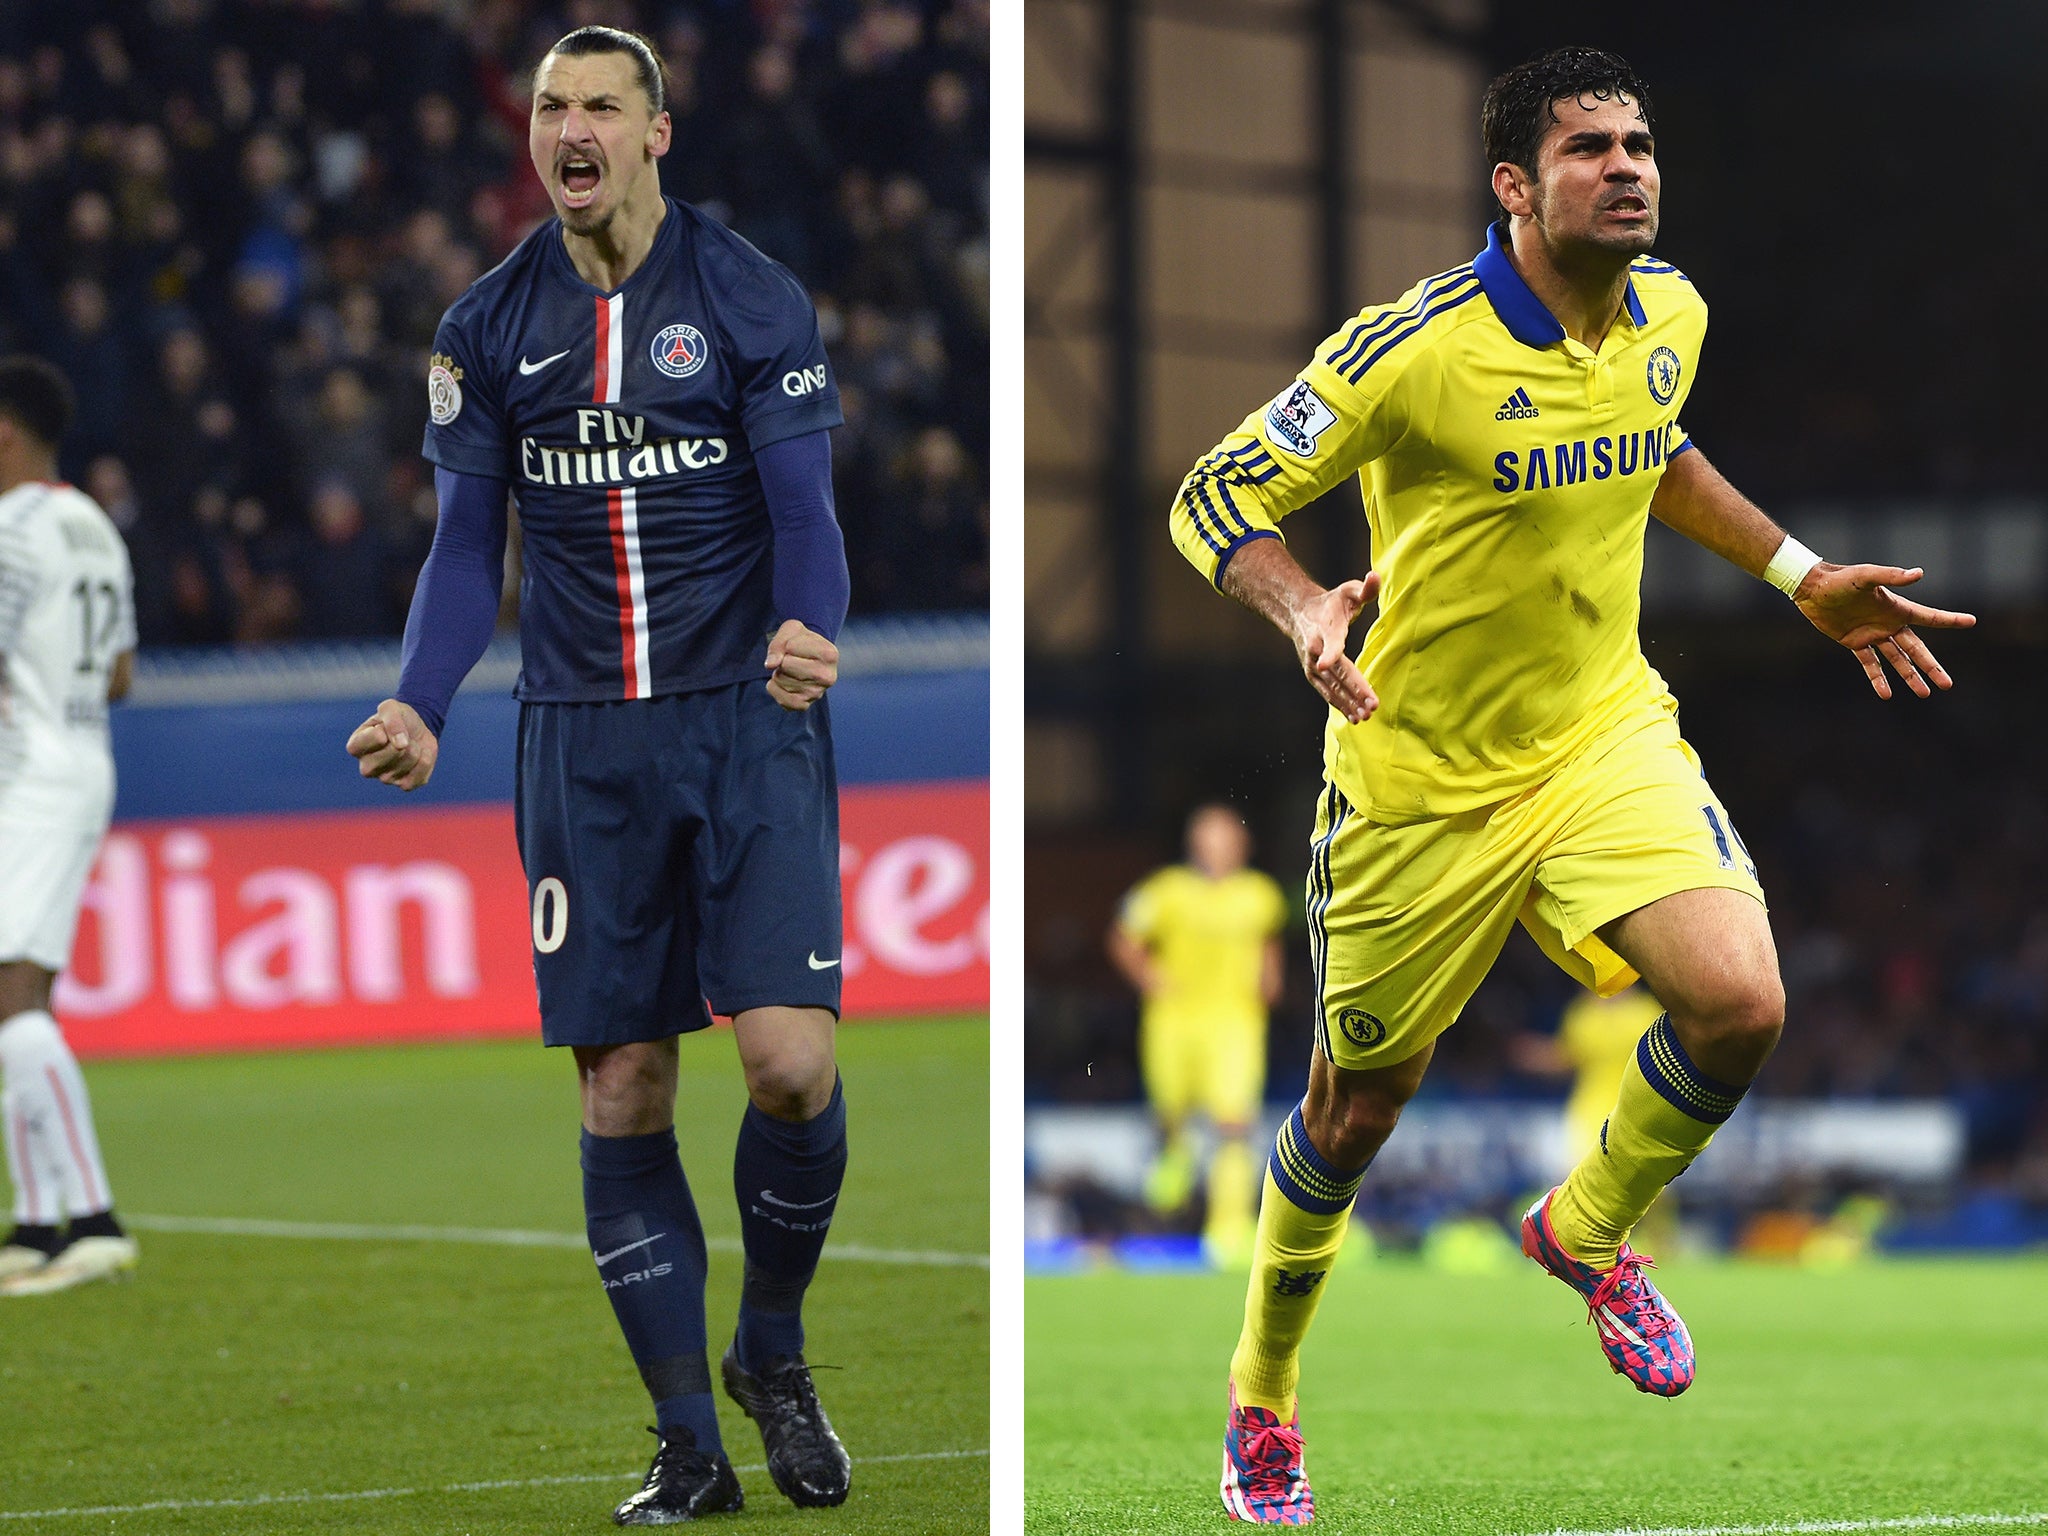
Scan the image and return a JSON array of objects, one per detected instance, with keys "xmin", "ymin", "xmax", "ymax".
[{"xmin": 532, "ymin": 877, "xmax": 569, "ymax": 954}]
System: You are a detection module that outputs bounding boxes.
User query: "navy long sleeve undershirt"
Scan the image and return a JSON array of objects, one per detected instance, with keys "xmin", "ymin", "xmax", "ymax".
[
  {"xmin": 393, "ymin": 432, "xmax": 846, "ymax": 736},
  {"xmin": 393, "ymin": 466, "xmax": 507, "ymax": 738},
  {"xmin": 757, "ymin": 428, "xmax": 849, "ymax": 641}
]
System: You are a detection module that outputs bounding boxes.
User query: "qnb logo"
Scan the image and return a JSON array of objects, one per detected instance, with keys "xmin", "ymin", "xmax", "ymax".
[{"xmin": 782, "ymin": 365, "xmax": 829, "ymax": 398}]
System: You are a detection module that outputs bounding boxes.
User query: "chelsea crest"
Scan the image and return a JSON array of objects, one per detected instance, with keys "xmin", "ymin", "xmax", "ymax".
[{"xmin": 1646, "ymin": 346, "xmax": 1681, "ymax": 406}]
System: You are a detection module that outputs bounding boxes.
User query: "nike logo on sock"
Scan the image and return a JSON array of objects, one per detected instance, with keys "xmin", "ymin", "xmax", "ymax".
[
  {"xmin": 592, "ymin": 1232, "xmax": 667, "ymax": 1266},
  {"xmin": 758, "ymin": 1190, "xmax": 838, "ymax": 1211},
  {"xmin": 518, "ymin": 349, "xmax": 571, "ymax": 375},
  {"xmin": 807, "ymin": 953, "xmax": 840, "ymax": 970}
]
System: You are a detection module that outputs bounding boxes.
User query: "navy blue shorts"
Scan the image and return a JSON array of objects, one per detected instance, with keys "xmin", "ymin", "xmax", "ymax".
[{"xmin": 514, "ymin": 682, "xmax": 842, "ymax": 1047}]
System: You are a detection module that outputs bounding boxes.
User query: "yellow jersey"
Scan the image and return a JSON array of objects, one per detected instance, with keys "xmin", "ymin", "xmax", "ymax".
[
  {"xmin": 1117, "ymin": 865, "xmax": 1288, "ymax": 1022},
  {"xmin": 1170, "ymin": 224, "xmax": 1706, "ymax": 824}
]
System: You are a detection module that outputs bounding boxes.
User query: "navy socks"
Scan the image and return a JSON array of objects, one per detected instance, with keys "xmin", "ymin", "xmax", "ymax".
[
  {"xmin": 581, "ymin": 1128, "xmax": 720, "ymax": 1451},
  {"xmin": 732, "ymin": 1076, "xmax": 848, "ymax": 1370}
]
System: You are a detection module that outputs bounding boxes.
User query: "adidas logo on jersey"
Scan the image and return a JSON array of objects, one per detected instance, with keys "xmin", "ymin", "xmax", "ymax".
[{"xmin": 1495, "ymin": 387, "xmax": 1539, "ymax": 421}]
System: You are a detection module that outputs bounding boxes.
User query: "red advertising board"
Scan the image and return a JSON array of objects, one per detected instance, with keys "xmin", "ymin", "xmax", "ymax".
[{"xmin": 56, "ymin": 783, "xmax": 987, "ymax": 1057}]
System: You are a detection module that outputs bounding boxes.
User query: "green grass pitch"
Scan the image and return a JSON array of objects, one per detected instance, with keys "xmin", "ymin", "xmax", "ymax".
[
  {"xmin": 0, "ymin": 1016, "xmax": 987, "ymax": 1533},
  {"xmin": 1027, "ymin": 1255, "xmax": 2048, "ymax": 1533}
]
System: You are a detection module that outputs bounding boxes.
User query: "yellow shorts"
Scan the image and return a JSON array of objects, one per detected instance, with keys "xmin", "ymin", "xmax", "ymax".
[
  {"xmin": 1140, "ymin": 1005, "xmax": 1267, "ymax": 1127},
  {"xmin": 1309, "ymin": 705, "xmax": 1766, "ymax": 1072}
]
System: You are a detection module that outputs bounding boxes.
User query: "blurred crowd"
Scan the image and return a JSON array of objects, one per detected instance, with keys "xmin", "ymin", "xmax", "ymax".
[
  {"xmin": 1025, "ymin": 639, "xmax": 2048, "ymax": 1202},
  {"xmin": 0, "ymin": 0, "xmax": 988, "ymax": 645}
]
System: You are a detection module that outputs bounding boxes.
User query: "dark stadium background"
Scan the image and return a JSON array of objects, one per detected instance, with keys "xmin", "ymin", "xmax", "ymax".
[
  {"xmin": 1025, "ymin": 0, "xmax": 2048, "ymax": 1252},
  {"xmin": 1, "ymin": 0, "xmax": 988, "ymax": 641}
]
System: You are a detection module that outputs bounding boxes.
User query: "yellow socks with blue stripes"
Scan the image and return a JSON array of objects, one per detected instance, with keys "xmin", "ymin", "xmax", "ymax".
[
  {"xmin": 1229, "ymin": 1106, "xmax": 1367, "ymax": 1417},
  {"xmin": 1547, "ymin": 1013, "xmax": 1747, "ymax": 1268}
]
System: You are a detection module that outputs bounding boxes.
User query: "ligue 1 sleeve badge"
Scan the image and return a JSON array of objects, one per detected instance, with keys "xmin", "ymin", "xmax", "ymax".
[
  {"xmin": 427, "ymin": 353, "xmax": 464, "ymax": 425},
  {"xmin": 651, "ymin": 322, "xmax": 708, "ymax": 380},
  {"xmin": 1646, "ymin": 345, "xmax": 1681, "ymax": 405}
]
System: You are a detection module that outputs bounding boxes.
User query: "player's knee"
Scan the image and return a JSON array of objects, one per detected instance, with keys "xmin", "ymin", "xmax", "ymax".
[
  {"xmin": 743, "ymin": 1048, "xmax": 836, "ymax": 1122},
  {"xmin": 1681, "ymin": 972, "xmax": 1784, "ymax": 1068},
  {"xmin": 1307, "ymin": 1088, "xmax": 1404, "ymax": 1169}
]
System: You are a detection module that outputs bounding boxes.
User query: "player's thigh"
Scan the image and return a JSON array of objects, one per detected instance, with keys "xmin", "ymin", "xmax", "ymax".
[
  {"xmin": 1523, "ymin": 717, "xmax": 1770, "ymax": 1001},
  {"xmin": 689, "ymin": 683, "xmax": 844, "ymax": 1018},
  {"xmin": 1312, "ymin": 781, "xmax": 1536, "ymax": 1073},
  {"xmin": 0, "ymin": 819, "xmax": 103, "ymax": 978},
  {"xmin": 1188, "ymin": 1017, "xmax": 1265, "ymax": 1130},
  {"xmin": 1598, "ymin": 886, "xmax": 1783, "ymax": 1030},
  {"xmin": 516, "ymin": 701, "xmax": 708, "ymax": 1047},
  {"xmin": 1138, "ymin": 1010, "xmax": 1199, "ymax": 1123}
]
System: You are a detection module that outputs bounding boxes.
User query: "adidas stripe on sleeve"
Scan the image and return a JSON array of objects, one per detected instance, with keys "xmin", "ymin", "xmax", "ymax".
[{"xmin": 1170, "ymin": 265, "xmax": 1479, "ymax": 588}]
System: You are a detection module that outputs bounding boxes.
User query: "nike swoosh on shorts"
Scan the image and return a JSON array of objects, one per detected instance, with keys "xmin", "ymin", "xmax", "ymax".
[{"xmin": 807, "ymin": 953, "xmax": 841, "ymax": 970}]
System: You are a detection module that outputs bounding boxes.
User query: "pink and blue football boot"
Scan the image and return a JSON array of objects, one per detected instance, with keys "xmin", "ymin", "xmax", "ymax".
[
  {"xmin": 1521, "ymin": 1189, "xmax": 1695, "ymax": 1397},
  {"xmin": 1220, "ymin": 1381, "xmax": 1314, "ymax": 1523}
]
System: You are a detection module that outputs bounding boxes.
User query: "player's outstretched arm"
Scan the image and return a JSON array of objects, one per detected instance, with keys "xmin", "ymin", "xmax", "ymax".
[
  {"xmin": 1218, "ymin": 536, "xmax": 1381, "ymax": 724},
  {"xmin": 1650, "ymin": 445, "xmax": 1976, "ymax": 699},
  {"xmin": 348, "ymin": 699, "xmax": 438, "ymax": 791}
]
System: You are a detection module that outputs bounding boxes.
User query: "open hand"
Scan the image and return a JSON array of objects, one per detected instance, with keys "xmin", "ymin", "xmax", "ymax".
[
  {"xmin": 347, "ymin": 699, "xmax": 438, "ymax": 791},
  {"xmin": 1289, "ymin": 572, "xmax": 1381, "ymax": 723},
  {"xmin": 1794, "ymin": 563, "xmax": 1976, "ymax": 700},
  {"xmin": 765, "ymin": 619, "xmax": 838, "ymax": 711}
]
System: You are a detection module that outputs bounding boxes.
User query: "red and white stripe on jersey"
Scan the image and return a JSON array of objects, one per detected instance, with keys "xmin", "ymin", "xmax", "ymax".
[{"xmin": 593, "ymin": 292, "xmax": 650, "ymax": 698}]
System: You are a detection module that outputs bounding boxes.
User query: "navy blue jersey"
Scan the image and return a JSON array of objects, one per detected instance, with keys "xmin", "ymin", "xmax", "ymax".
[{"xmin": 422, "ymin": 199, "xmax": 842, "ymax": 701}]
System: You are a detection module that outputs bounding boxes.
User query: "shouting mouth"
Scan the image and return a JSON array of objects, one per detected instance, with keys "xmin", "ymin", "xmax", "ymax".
[
  {"xmin": 1603, "ymin": 191, "xmax": 1649, "ymax": 220},
  {"xmin": 560, "ymin": 156, "xmax": 602, "ymax": 209}
]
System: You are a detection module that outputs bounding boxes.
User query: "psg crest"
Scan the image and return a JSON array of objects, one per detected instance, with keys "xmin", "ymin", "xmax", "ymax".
[
  {"xmin": 651, "ymin": 322, "xmax": 709, "ymax": 380},
  {"xmin": 1646, "ymin": 345, "xmax": 1681, "ymax": 406}
]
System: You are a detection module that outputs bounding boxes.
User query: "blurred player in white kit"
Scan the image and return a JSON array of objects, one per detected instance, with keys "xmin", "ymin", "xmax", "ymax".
[{"xmin": 0, "ymin": 356, "xmax": 139, "ymax": 1296}]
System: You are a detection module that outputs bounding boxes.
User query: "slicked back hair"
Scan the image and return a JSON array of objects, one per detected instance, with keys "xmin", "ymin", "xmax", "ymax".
[
  {"xmin": 541, "ymin": 25, "xmax": 669, "ymax": 117},
  {"xmin": 1481, "ymin": 46, "xmax": 1654, "ymax": 208},
  {"xmin": 0, "ymin": 355, "xmax": 74, "ymax": 449}
]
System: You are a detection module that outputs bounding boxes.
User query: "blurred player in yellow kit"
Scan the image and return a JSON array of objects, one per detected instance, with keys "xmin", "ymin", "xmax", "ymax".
[
  {"xmin": 1174, "ymin": 46, "xmax": 1977, "ymax": 1523},
  {"xmin": 1110, "ymin": 805, "xmax": 1286, "ymax": 1266},
  {"xmin": 1521, "ymin": 984, "xmax": 1668, "ymax": 1159}
]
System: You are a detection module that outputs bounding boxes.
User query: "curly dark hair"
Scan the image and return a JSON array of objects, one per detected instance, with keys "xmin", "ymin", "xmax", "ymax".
[{"xmin": 1481, "ymin": 47, "xmax": 1654, "ymax": 202}]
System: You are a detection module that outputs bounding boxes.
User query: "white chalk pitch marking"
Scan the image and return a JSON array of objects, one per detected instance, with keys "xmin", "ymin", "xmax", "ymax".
[
  {"xmin": 0, "ymin": 1448, "xmax": 987, "ymax": 1522},
  {"xmin": 124, "ymin": 1212, "xmax": 988, "ymax": 1269},
  {"xmin": 1525, "ymin": 1514, "xmax": 2047, "ymax": 1536}
]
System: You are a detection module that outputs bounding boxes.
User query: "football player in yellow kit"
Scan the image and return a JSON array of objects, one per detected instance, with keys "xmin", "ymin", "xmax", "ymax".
[
  {"xmin": 1110, "ymin": 805, "xmax": 1288, "ymax": 1266},
  {"xmin": 1176, "ymin": 46, "xmax": 1976, "ymax": 1523}
]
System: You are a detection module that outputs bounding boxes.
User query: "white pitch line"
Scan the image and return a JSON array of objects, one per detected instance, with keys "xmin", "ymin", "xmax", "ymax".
[
  {"xmin": 124, "ymin": 1213, "xmax": 988, "ymax": 1269},
  {"xmin": 0, "ymin": 1447, "xmax": 989, "ymax": 1522},
  {"xmin": 1523, "ymin": 1514, "xmax": 2047, "ymax": 1536}
]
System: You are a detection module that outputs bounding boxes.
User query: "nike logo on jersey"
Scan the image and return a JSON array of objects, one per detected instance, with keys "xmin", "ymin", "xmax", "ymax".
[
  {"xmin": 807, "ymin": 953, "xmax": 840, "ymax": 970},
  {"xmin": 519, "ymin": 349, "xmax": 572, "ymax": 375},
  {"xmin": 758, "ymin": 1190, "xmax": 838, "ymax": 1211},
  {"xmin": 592, "ymin": 1232, "xmax": 666, "ymax": 1267}
]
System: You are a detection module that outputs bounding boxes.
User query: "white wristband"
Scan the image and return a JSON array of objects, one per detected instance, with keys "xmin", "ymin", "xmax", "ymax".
[{"xmin": 1762, "ymin": 535, "xmax": 1821, "ymax": 598}]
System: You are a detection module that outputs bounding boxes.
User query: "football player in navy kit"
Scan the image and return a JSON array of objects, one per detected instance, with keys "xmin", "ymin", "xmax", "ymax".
[{"xmin": 347, "ymin": 26, "xmax": 855, "ymax": 1525}]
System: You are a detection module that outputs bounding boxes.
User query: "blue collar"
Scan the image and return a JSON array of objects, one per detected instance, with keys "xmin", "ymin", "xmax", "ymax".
[{"xmin": 1472, "ymin": 222, "xmax": 1647, "ymax": 349}]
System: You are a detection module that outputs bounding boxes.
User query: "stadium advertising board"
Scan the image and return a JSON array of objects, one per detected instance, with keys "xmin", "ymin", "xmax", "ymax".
[{"xmin": 56, "ymin": 783, "xmax": 988, "ymax": 1057}]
